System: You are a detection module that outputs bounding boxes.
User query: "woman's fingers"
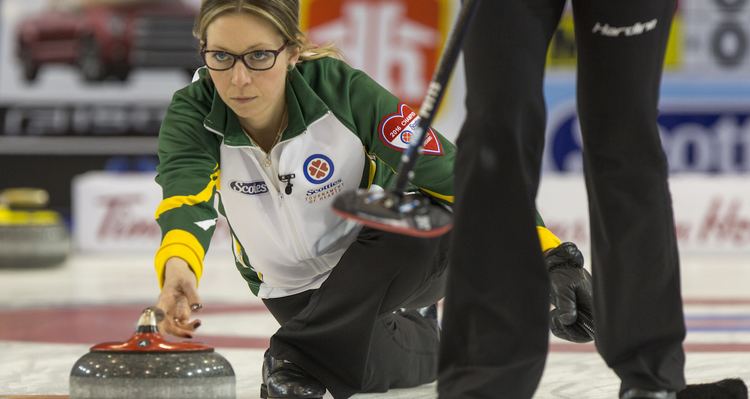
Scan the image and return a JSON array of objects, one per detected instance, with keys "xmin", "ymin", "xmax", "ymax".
[
  {"xmin": 155, "ymin": 275, "xmax": 203, "ymax": 339},
  {"xmin": 164, "ymin": 295, "xmax": 202, "ymax": 338},
  {"xmin": 178, "ymin": 279, "xmax": 203, "ymax": 314},
  {"xmin": 173, "ymin": 317, "xmax": 202, "ymax": 336},
  {"xmin": 172, "ymin": 294, "xmax": 190, "ymax": 321},
  {"xmin": 161, "ymin": 299, "xmax": 199, "ymax": 338},
  {"xmin": 162, "ymin": 317, "xmax": 198, "ymax": 338}
]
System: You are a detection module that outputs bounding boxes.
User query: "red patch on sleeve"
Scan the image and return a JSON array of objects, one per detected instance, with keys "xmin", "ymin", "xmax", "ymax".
[{"xmin": 377, "ymin": 103, "xmax": 443, "ymax": 155}]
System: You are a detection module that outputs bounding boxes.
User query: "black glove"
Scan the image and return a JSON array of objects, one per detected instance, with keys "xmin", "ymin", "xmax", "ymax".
[{"xmin": 545, "ymin": 242, "xmax": 594, "ymax": 343}]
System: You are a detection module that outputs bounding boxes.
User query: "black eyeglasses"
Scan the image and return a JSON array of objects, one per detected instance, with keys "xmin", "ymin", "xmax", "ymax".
[{"xmin": 201, "ymin": 41, "xmax": 288, "ymax": 71}]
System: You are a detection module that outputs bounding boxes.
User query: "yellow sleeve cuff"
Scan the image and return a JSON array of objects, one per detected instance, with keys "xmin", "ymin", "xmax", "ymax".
[
  {"xmin": 537, "ymin": 226, "xmax": 562, "ymax": 253},
  {"xmin": 154, "ymin": 229, "xmax": 206, "ymax": 288}
]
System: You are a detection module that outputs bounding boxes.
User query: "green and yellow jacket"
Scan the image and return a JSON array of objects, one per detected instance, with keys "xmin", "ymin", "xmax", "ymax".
[{"xmin": 153, "ymin": 57, "xmax": 560, "ymax": 297}]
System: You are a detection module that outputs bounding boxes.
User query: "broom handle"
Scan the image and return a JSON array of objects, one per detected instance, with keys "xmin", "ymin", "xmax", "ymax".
[{"xmin": 392, "ymin": 0, "xmax": 481, "ymax": 193}]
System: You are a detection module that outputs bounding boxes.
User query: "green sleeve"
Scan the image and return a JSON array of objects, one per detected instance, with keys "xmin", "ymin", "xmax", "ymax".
[{"xmin": 153, "ymin": 79, "xmax": 222, "ymax": 282}]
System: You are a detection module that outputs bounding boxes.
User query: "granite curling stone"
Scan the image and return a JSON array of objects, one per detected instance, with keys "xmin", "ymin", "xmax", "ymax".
[
  {"xmin": 0, "ymin": 188, "xmax": 70, "ymax": 268},
  {"xmin": 70, "ymin": 307, "xmax": 235, "ymax": 399}
]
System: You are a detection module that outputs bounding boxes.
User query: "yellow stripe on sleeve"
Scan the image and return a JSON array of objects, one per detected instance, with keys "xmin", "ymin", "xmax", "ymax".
[
  {"xmin": 537, "ymin": 226, "xmax": 562, "ymax": 253},
  {"xmin": 154, "ymin": 169, "xmax": 220, "ymax": 219},
  {"xmin": 366, "ymin": 154, "xmax": 377, "ymax": 188},
  {"xmin": 419, "ymin": 187, "xmax": 454, "ymax": 204},
  {"xmin": 154, "ymin": 229, "xmax": 206, "ymax": 288}
]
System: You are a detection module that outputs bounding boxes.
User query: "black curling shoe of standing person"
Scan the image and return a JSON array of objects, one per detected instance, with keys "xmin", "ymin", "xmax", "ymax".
[{"xmin": 622, "ymin": 378, "xmax": 748, "ymax": 399}]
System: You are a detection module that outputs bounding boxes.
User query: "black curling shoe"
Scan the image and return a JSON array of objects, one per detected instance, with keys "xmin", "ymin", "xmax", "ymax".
[
  {"xmin": 417, "ymin": 303, "xmax": 438, "ymax": 321},
  {"xmin": 260, "ymin": 351, "xmax": 326, "ymax": 399},
  {"xmin": 678, "ymin": 378, "xmax": 748, "ymax": 399},
  {"xmin": 622, "ymin": 378, "xmax": 748, "ymax": 399}
]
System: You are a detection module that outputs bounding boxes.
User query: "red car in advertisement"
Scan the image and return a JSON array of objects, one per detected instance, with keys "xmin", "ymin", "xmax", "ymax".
[{"xmin": 16, "ymin": 0, "xmax": 200, "ymax": 83}]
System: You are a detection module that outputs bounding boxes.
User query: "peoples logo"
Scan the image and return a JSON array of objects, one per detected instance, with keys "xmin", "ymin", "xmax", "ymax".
[
  {"xmin": 303, "ymin": 154, "xmax": 335, "ymax": 184},
  {"xmin": 229, "ymin": 180, "xmax": 268, "ymax": 196}
]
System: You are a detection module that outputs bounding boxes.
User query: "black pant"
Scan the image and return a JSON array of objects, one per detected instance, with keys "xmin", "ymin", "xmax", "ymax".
[
  {"xmin": 267, "ymin": 227, "xmax": 450, "ymax": 398},
  {"xmin": 439, "ymin": 0, "xmax": 686, "ymax": 397}
]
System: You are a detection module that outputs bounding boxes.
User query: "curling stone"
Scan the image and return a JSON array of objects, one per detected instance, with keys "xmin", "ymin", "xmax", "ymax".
[
  {"xmin": 70, "ymin": 307, "xmax": 236, "ymax": 399},
  {"xmin": 0, "ymin": 188, "xmax": 70, "ymax": 268}
]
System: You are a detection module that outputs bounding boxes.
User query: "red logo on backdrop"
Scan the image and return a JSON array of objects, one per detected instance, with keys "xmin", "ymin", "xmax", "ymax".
[
  {"xmin": 378, "ymin": 103, "xmax": 443, "ymax": 155},
  {"xmin": 301, "ymin": 0, "xmax": 445, "ymax": 109}
]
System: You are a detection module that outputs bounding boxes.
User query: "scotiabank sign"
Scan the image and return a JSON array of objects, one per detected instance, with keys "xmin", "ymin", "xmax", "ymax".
[
  {"xmin": 301, "ymin": 0, "xmax": 449, "ymax": 108},
  {"xmin": 547, "ymin": 103, "xmax": 750, "ymax": 173}
]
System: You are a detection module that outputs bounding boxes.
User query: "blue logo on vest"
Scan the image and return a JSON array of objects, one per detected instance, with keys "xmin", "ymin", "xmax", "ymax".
[{"xmin": 303, "ymin": 154, "xmax": 335, "ymax": 184}]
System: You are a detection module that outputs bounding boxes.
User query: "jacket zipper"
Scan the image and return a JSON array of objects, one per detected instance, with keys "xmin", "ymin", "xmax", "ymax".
[
  {"xmin": 265, "ymin": 148, "xmax": 331, "ymax": 273},
  {"xmin": 250, "ymin": 146, "xmax": 319, "ymax": 267}
]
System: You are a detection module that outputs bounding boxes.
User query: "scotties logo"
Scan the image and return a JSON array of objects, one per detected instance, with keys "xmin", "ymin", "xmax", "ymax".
[
  {"xmin": 229, "ymin": 180, "xmax": 268, "ymax": 196},
  {"xmin": 305, "ymin": 179, "xmax": 344, "ymax": 204}
]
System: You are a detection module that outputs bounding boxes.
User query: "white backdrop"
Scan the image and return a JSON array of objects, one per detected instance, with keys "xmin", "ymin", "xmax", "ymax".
[{"xmin": 73, "ymin": 172, "xmax": 750, "ymax": 253}]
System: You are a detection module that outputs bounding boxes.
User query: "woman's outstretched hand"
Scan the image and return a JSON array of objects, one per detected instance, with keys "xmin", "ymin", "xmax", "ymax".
[{"xmin": 156, "ymin": 257, "xmax": 203, "ymax": 338}]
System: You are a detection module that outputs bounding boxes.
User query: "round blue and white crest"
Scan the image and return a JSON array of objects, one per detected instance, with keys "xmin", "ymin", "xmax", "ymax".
[{"xmin": 303, "ymin": 154, "xmax": 335, "ymax": 184}]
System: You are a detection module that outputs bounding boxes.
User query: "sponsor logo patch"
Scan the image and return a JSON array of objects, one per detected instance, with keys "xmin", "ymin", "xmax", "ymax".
[
  {"xmin": 548, "ymin": 103, "xmax": 750, "ymax": 173},
  {"xmin": 229, "ymin": 180, "xmax": 269, "ymax": 196},
  {"xmin": 305, "ymin": 179, "xmax": 344, "ymax": 204},
  {"xmin": 303, "ymin": 154, "xmax": 335, "ymax": 184},
  {"xmin": 378, "ymin": 103, "xmax": 443, "ymax": 155},
  {"xmin": 592, "ymin": 19, "xmax": 658, "ymax": 37}
]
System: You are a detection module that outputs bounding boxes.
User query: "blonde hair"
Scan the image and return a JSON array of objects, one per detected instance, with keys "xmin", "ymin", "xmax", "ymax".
[{"xmin": 194, "ymin": 0, "xmax": 341, "ymax": 63}]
